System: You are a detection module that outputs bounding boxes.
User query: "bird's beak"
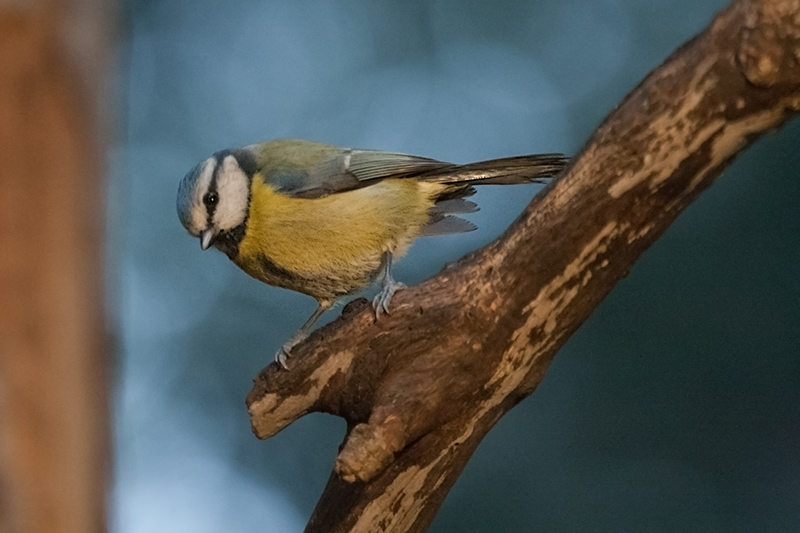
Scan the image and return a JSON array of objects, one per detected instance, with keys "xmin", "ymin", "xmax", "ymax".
[{"xmin": 200, "ymin": 229, "xmax": 217, "ymax": 250}]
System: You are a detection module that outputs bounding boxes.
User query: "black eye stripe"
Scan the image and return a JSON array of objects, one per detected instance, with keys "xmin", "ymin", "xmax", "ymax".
[
  {"xmin": 204, "ymin": 150, "xmax": 253, "ymax": 228},
  {"xmin": 205, "ymin": 163, "xmax": 221, "ymax": 225}
]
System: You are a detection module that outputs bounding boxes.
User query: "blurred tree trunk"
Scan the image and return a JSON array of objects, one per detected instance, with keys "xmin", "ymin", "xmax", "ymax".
[{"xmin": 0, "ymin": 2, "xmax": 112, "ymax": 532}]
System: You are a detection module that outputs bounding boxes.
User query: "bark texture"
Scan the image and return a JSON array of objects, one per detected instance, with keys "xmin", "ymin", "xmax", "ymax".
[
  {"xmin": 245, "ymin": 0, "xmax": 800, "ymax": 531},
  {"xmin": 0, "ymin": 2, "xmax": 112, "ymax": 532}
]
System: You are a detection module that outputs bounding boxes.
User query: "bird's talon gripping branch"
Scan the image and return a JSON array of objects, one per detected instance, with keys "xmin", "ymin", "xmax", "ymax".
[
  {"xmin": 373, "ymin": 280, "xmax": 406, "ymax": 318},
  {"xmin": 373, "ymin": 251, "xmax": 406, "ymax": 318},
  {"xmin": 275, "ymin": 346, "xmax": 291, "ymax": 370}
]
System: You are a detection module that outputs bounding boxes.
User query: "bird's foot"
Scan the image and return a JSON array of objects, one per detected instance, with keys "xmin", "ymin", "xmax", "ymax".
[
  {"xmin": 275, "ymin": 345, "xmax": 291, "ymax": 370},
  {"xmin": 275, "ymin": 338, "xmax": 302, "ymax": 370},
  {"xmin": 372, "ymin": 279, "xmax": 406, "ymax": 319}
]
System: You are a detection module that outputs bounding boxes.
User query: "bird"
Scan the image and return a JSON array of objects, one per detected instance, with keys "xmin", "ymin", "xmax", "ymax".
[{"xmin": 177, "ymin": 138, "xmax": 567, "ymax": 368}]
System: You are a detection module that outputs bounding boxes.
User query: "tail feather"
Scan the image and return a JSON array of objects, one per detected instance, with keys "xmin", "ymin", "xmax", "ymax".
[
  {"xmin": 420, "ymin": 215, "xmax": 477, "ymax": 236},
  {"xmin": 429, "ymin": 198, "xmax": 479, "ymax": 215},
  {"xmin": 419, "ymin": 153, "xmax": 568, "ymax": 238},
  {"xmin": 419, "ymin": 153, "xmax": 568, "ymax": 186}
]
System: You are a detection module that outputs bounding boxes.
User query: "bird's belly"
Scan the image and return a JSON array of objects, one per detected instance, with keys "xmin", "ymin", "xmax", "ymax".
[
  {"xmin": 234, "ymin": 246, "xmax": 379, "ymax": 301},
  {"xmin": 235, "ymin": 179, "xmax": 442, "ymax": 301}
]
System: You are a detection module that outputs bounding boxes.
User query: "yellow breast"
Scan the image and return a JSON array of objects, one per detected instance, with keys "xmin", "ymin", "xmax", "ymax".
[{"xmin": 234, "ymin": 176, "xmax": 444, "ymax": 300}]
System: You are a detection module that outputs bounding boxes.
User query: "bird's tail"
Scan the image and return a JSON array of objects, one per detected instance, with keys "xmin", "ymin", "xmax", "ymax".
[
  {"xmin": 419, "ymin": 153, "xmax": 569, "ymax": 186},
  {"xmin": 418, "ymin": 153, "xmax": 568, "ymax": 237}
]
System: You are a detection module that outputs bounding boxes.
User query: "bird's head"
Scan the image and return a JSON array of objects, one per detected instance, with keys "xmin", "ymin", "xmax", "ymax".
[{"xmin": 176, "ymin": 149, "xmax": 257, "ymax": 254}]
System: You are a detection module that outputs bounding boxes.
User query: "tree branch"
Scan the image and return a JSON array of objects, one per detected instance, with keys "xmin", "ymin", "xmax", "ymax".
[{"xmin": 246, "ymin": 0, "xmax": 800, "ymax": 531}]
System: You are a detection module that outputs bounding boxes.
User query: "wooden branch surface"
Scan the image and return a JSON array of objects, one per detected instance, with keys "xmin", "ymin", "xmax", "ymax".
[
  {"xmin": 246, "ymin": 0, "xmax": 800, "ymax": 531},
  {"xmin": 0, "ymin": 3, "xmax": 112, "ymax": 533}
]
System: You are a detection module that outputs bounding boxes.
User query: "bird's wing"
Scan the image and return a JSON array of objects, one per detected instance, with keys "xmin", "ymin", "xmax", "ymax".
[
  {"xmin": 343, "ymin": 150, "xmax": 453, "ymax": 181},
  {"xmin": 275, "ymin": 149, "xmax": 455, "ymax": 199},
  {"xmin": 251, "ymin": 138, "xmax": 568, "ymax": 198}
]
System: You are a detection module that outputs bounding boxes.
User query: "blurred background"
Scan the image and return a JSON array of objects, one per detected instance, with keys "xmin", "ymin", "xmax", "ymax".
[{"xmin": 110, "ymin": 0, "xmax": 799, "ymax": 531}]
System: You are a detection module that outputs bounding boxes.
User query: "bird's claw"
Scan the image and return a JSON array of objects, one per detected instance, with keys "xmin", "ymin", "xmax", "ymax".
[
  {"xmin": 275, "ymin": 344, "xmax": 292, "ymax": 370},
  {"xmin": 372, "ymin": 280, "xmax": 406, "ymax": 319}
]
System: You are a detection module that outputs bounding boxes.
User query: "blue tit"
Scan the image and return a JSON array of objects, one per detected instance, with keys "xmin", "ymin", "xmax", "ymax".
[{"xmin": 177, "ymin": 138, "xmax": 567, "ymax": 368}]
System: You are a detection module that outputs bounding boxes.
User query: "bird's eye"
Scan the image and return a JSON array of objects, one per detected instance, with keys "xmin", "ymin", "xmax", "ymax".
[{"xmin": 203, "ymin": 191, "xmax": 219, "ymax": 206}]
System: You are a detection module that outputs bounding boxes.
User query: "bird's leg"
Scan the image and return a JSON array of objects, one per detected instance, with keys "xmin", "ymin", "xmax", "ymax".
[
  {"xmin": 373, "ymin": 251, "xmax": 406, "ymax": 319},
  {"xmin": 275, "ymin": 300, "xmax": 331, "ymax": 369}
]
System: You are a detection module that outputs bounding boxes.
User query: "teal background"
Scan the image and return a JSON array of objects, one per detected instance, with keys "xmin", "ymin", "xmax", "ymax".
[{"xmin": 111, "ymin": 0, "xmax": 800, "ymax": 531}]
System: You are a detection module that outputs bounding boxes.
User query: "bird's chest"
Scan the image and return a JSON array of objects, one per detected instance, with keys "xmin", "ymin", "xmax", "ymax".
[{"xmin": 233, "ymin": 180, "xmax": 436, "ymax": 299}]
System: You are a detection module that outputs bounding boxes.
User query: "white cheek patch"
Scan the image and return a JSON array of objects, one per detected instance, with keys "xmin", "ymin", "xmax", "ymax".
[
  {"xmin": 189, "ymin": 158, "xmax": 215, "ymax": 234},
  {"xmin": 213, "ymin": 155, "xmax": 250, "ymax": 231}
]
